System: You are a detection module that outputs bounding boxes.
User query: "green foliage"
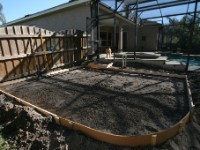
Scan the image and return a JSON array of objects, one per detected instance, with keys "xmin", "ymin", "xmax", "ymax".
[
  {"xmin": 164, "ymin": 15, "xmax": 200, "ymax": 53},
  {"xmin": 0, "ymin": 126, "xmax": 6, "ymax": 150},
  {"xmin": 0, "ymin": 3, "xmax": 6, "ymax": 24}
]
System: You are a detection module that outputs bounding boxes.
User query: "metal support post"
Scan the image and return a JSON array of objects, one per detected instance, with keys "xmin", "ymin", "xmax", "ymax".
[
  {"xmin": 185, "ymin": 0, "xmax": 198, "ymax": 72},
  {"xmin": 122, "ymin": 53, "xmax": 127, "ymax": 68},
  {"xmin": 113, "ymin": 0, "xmax": 117, "ymax": 60},
  {"xmin": 134, "ymin": 0, "xmax": 138, "ymax": 60},
  {"xmin": 95, "ymin": 0, "xmax": 100, "ymax": 60}
]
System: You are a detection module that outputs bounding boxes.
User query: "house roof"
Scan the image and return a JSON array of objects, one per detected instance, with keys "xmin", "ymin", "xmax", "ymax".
[
  {"xmin": 4, "ymin": 0, "xmax": 91, "ymax": 26},
  {"xmin": 99, "ymin": 3, "xmax": 135, "ymax": 26},
  {"xmin": 4, "ymin": 0, "xmax": 159, "ymax": 27}
]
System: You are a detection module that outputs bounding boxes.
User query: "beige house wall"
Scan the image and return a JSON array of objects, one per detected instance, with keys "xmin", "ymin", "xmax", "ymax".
[
  {"xmin": 100, "ymin": 25, "xmax": 160, "ymax": 52},
  {"xmin": 11, "ymin": 5, "xmax": 91, "ymax": 32},
  {"xmin": 138, "ymin": 26, "xmax": 160, "ymax": 51},
  {"xmin": 124, "ymin": 26, "xmax": 160, "ymax": 52},
  {"xmin": 7, "ymin": 2, "xmax": 160, "ymax": 52},
  {"xmin": 123, "ymin": 26, "xmax": 135, "ymax": 52},
  {"xmin": 99, "ymin": 26, "xmax": 134, "ymax": 52}
]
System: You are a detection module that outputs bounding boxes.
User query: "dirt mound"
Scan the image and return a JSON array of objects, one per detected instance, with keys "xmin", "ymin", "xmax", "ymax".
[
  {"xmin": 0, "ymin": 93, "xmax": 135, "ymax": 150},
  {"xmin": 0, "ymin": 94, "xmax": 69, "ymax": 149}
]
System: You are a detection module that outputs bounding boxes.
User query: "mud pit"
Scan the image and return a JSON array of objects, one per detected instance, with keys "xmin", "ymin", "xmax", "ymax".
[{"xmin": 1, "ymin": 68, "xmax": 189, "ymax": 135}]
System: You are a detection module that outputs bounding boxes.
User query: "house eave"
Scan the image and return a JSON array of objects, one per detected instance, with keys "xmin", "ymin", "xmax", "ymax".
[
  {"xmin": 3, "ymin": 0, "xmax": 160, "ymax": 27},
  {"xmin": 4, "ymin": 0, "xmax": 91, "ymax": 26},
  {"xmin": 99, "ymin": 4, "xmax": 135, "ymax": 26}
]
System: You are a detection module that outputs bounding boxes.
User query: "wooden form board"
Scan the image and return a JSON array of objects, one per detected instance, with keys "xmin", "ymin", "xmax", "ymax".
[
  {"xmin": 0, "ymin": 64, "xmax": 193, "ymax": 147},
  {"xmin": 0, "ymin": 86, "xmax": 191, "ymax": 148},
  {"xmin": 0, "ymin": 26, "xmax": 88, "ymax": 82}
]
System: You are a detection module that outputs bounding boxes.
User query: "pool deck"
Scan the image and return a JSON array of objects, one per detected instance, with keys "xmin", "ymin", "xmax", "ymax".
[
  {"xmin": 188, "ymin": 66, "xmax": 200, "ymax": 72},
  {"xmin": 98, "ymin": 52, "xmax": 200, "ymax": 72}
]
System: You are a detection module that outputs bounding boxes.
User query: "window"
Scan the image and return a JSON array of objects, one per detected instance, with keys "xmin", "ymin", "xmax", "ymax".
[
  {"xmin": 142, "ymin": 36, "xmax": 146, "ymax": 41},
  {"xmin": 100, "ymin": 32, "xmax": 112, "ymax": 46}
]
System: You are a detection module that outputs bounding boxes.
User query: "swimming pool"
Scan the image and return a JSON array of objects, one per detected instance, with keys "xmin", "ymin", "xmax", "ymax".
[{"xmin": 167, "ymin": 54, "xmax": 200, "ymax": 66}]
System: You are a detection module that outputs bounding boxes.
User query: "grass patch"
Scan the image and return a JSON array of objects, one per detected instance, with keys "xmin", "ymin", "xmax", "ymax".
[{"xmin": 0, "ymin": 126, "xmax": 6, "ymax": 150}]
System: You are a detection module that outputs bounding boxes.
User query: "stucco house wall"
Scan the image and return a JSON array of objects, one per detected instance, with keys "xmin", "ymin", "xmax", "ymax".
[
  {"xmin": 4, "ymin": 1, "xmax": 161, "ymax": 52},
  {"xmin": 138, "ymin": 26, "xmax": 160, "ymax": 51},
  {"xmin": 99, "ymin": 25, "xmax": 160, "ymax": 52},
  {"xmin": 123, "ymin": 26, "xmax": 135, "ymax": 52},
  {"xmin": 99, "ymin": 26, "xmax": 135, "ymax": 52},
  {"xmin": 7, "ymin": 4, "xmax": 91, "ymax": 32}
]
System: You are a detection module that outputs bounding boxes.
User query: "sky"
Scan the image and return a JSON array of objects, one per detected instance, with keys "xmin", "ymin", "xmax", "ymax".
[
  {"xmin": 0, "ymin": 0, "xmax": 70, "ymax": 23},
  {"xmin": 0, "ymin": 0, "xmax": 199, "ymax": 25}
]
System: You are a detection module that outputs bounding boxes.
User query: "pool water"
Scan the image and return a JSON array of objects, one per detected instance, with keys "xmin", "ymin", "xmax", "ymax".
[{"xmin": 167, "ymin": 54, "xmax": 200, "ymax": 66}]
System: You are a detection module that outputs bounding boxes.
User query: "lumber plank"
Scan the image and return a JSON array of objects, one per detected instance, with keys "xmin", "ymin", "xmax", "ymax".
[{"xmin": 0, "ymin": 40, "xmax": 4, "ymax": 56}]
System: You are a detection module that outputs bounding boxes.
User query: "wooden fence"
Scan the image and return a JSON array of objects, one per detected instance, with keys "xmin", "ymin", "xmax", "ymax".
[{"xmin": 0, "ymin": 25, "xmax": 88, "ymax": 82}]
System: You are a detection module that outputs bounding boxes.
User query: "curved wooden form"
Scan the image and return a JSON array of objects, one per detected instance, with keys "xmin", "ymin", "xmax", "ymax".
[
  {"xmin": 0, "ymin": 63, "xmax": 194, "ymax": 147},
  {"xmin": 0, "ymin": 87, "xmax": 191, "ymax": 148},
  {"xmin": 59, "ymin": 113, "xmax": 190, "ymax": 147}
]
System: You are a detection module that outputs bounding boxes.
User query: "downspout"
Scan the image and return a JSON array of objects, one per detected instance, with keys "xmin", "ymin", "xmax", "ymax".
[{"xmin": 156, "ymin": 0, "xmax": 164, "ymax": 51}]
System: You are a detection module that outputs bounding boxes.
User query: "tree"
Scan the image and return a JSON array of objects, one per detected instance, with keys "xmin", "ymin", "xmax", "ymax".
[
  {"xmin": 0, "ymin": 3, "xmax": 6, "ymax": 25},
  {"xmin": 163, "ymin": 15, "xmax": 200, "ymax": 53},
  {"xmin": 178, "ymin": 15, "xmax": 200, "ymax": 52}
]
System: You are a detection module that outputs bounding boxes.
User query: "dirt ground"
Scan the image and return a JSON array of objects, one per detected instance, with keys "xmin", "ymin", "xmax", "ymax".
[
  {"xmin": 0, "ymin": 64, "xmax": 200, "ymax": 149},
  {"xmin": 1, "ymin": 68, "xmax": 188, "ymax": 135}
]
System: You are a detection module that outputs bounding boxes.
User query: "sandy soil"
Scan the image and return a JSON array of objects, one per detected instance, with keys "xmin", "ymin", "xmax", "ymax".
[
  {"xmin": 0, "ymin": 65, "xmax": 199, "ymax": 149},
  {"xmin": 1, "ymin": 68, "xmax": 188, "ymax": 136}
]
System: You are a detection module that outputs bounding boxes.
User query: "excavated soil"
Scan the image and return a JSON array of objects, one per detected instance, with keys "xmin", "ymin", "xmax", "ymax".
[
  {"xmin": 0, "ymin": 67, "xmax": 200, "ymax": 149},
  {"xmin": 1, "ymin": 68, "xmax": 189, "ymax": 135},
  {"xmin": 0, "ymin": 93, "xmax": 129, "ymax": 150}
]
